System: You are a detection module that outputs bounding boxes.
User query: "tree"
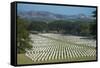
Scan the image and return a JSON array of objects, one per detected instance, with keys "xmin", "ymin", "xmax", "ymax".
[
  {"xmin": 92, "ymin": 11, "xmax": 96, "ymax": 17},
  {"xmin": 28, "ymin": 21, "xmax": 47, "ymax": 32},
  {"xmin": 17, "ymin": 18, "xmax": 33, "ymax": 54},
  {"xmin": 80, "ymin": 23, "xmax": 91, "ymax": 36},
  {"xmin": 90, "ymin": 11, "xmax": 97, "ymax": 39}
]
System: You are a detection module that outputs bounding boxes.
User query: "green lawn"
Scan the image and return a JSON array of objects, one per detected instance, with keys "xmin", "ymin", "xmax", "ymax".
[
  {"xmin": 17, "ymin": 54, "xmax": 33, "ymax": 65},
  {"xmin": 17, "ymin": 54, "xmax": 96, "ymax": 65}
]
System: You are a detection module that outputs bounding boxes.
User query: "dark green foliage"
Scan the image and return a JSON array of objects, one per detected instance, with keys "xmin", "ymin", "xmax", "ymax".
[
  {"xmin": 28, "ymin": 21, "xmax": 48, "ymax": 32},
  {"xmin": 90, "ymin": 11, "xmax": 97, "ymax": 39},
  {"xmin": 90, "ymin": 21, "xmax": 97, "ymax": 39},
  {"xmin": 48, "ymin": 20, "xmax": 85, "ymax": 35},
  {"xmin": 92, "ymin": 11, "xmax": 96, "ymax": 17},
  {"xmin": 48, "ymin": 20, "xmax": 65, "ymax": 32},
  {"xmin": 27, "ymin": 19, "xmax": 96, "ymax": 37},
  {"xmin": 17, "ymin": 18, "xmax": 33, "ymax": 54},
  {"xmin": 90, "ymin": 23, "xmax": 96, "ymax": 35},
  {"xmin": 80, "ymin": 23, "xmax": 91, "ymax": 36},
  {"xmin": 25, "ymin": 18, "xmax": 96, "ymax": 38}
]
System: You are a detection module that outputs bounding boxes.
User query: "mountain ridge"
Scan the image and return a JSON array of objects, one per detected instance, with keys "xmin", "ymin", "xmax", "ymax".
[{"xmin": 18, "ymin": 11, "xmax": 94, "ymax": 22}]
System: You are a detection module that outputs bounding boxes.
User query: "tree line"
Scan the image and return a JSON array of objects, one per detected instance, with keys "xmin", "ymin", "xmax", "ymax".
[{"xmin": 28, "ymin": 20, "xmax": 96, "ymax": 36}]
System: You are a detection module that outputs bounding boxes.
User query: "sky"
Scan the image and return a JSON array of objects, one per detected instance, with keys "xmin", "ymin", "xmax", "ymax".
[{"xmin": 17, "ymin": 3, "xmax": 96, "ymax": 16}]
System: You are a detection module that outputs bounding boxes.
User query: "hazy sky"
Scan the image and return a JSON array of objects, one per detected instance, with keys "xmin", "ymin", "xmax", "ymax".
[{"xmin": 17, "ymin": 3, "xmax": 96, "ymax": 16}]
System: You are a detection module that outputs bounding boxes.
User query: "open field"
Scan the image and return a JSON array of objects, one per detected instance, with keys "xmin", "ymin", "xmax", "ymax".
[{"xmin": 18, "ymin": 33, "xmax": 96, "ymax": 64}]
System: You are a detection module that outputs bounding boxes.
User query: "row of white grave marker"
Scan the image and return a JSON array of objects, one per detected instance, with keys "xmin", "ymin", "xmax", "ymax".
[
  {"xmin": 40, "ymin": 33, "xmax": 96, "ymax": 47},
  {"xmin": 25, "ymin": 34, "xmax": 96, "ymax": 62}
]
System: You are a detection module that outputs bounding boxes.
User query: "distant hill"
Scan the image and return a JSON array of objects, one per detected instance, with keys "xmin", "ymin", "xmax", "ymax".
[{"xmin": 18, "ymin": 11, "xmax": 95, "ymax": 22}]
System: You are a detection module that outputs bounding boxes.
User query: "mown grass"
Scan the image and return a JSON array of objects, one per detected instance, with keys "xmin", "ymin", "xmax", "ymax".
[
  {"xmin": 17, "ymin": 53, "xmax": 96, "ymax": 65},
  {"xmin": 17, "ymin": 54, "xmax": 33, "ymax": 65}
]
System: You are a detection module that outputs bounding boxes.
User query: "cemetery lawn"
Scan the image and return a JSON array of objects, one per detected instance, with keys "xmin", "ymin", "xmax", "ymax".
[
  {"xmin": 17, "ymin": 34, "xmax": 96, "ymax": 64},
  {"xmin": 17, "ymin": 54, "xmax": 33, "ymax": 65},
  {"xmin": 17, "ymin": 53, "xmax": 96, "ymax": 64}
]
